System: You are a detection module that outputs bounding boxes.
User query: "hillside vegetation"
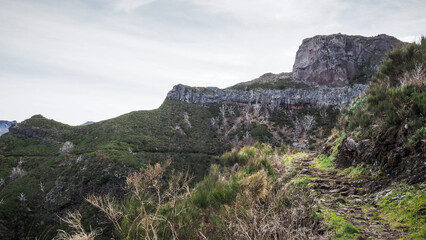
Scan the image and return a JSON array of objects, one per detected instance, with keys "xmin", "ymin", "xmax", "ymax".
[
  {"xmin": 338, "ymin": 37, "xmax": 425, "ymax": 182},
  {"xmin": 57, "ymin": 144, "xmax": 326, "ymax": 239},
  {"xmin": 0, "ymin": 101, "xmax": 224, "ymax": 239}
]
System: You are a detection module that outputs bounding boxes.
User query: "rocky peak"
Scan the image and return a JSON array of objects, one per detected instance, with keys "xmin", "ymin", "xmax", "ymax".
[
  {"xmin": 292, "ymin": 33, "xmax": 402, "ymax": 87},
  {"xmin": 167, "ymin": 33, "xmax": 402, "ymax": 107}
]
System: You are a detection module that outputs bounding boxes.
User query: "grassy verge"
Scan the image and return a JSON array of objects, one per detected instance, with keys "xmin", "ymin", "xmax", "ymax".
[
  {"xmin": 342, "ymin": 164, "xmax": 372, "ymax": 179},
  {"xmin": 291, "ymin": 175, "xmax": 317, "ymax": 186},
  {"xmin": 313, "ymin": 131, "xmax": 346, "ymax": 170},
  {"xmin": 375, "ymin": 185, "xmax": 426, "ymax": 239},
  {"xmin": 321, "ymin": 208, "xmax": 359, "ymax": 240}
]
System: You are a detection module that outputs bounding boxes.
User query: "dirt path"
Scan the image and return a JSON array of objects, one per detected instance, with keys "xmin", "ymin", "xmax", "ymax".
[{"xmin": 293, "ymin": 153, "xmax": 405, "ymax": 240}]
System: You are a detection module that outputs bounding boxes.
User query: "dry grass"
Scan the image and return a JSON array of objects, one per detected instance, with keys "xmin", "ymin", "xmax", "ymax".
[
  {"xmin": 58, "ymin": 146, "xmax": 325, "ymax": 239},
  {"xmin": 220, "ymin": 158, "xmax": 324, "ymax": 240},
  {"xmin": 56, "ymin": 211, "xmax": 102, "ymax": 240},
  {"xmin": 202, "ymin": 146, "xmax": 325, "ymax": 240},
  {"xmin": 85, "ymin": 160, "xmax": 192, "ymax": 239},
  {"xmin": 86, "ymin": 195, "xmax": 123, "ymax": 234},
  {"xmin": 399, "ymin": 63, "xmax": 426, "ymax": 88}
]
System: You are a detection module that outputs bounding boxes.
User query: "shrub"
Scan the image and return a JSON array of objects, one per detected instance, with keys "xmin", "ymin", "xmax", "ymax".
[
  {"xmin": 221, "ymin": 149, "xmax": 240, "ymax": 166},
  {"xmin": 373, "ymin": 37, "xmax": 426, "ymax": 87},
  {"xmin": 346, "ymin": 37, "xmax": 425, "ymax": 135},
  {"xmin": 240, "ymin": 146, "xmax": 256, "ymax": 158},
  {"xmin": 260, "ymin": 157, "xmax": 275, "ymax": 176},
  {"xmin": 191, "ymin": 169, "xmax": 239, "ymax": 209},
  {"xmin": 239, "ymin": 171, "xmax": 268, "ymax": 200},
  {"xmin": 80, "ymin": 160, "xmax": 193, "ymax": 239},
  {"xmin": 409, "ymin": 126, "xmax": 426, "ymax": 145},
  {"xmin": 221, "ymin": 180, "xmax": 322, "ymax": 239}
]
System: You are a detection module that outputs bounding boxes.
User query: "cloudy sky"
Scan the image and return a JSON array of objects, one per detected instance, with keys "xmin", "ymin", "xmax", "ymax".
[{"xmin": 1, "ymin": 0, "xmax": 425, "ymax": 125}]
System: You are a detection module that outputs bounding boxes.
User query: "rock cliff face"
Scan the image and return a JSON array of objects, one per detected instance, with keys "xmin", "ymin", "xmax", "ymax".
[
  {"xmin": 166, "ymin": 83, "xmax": 368, "ymax": 107},
  {"xmin": 292, "ymin": 34, "xmax": 402, "ymax": 87},
  {"xmin": 0, "ymin": 120, "xmax": 17, "ymax": 136},
  {"xmin": 166, "ymin": 33, "xmax": 401, "ymax": 107}
]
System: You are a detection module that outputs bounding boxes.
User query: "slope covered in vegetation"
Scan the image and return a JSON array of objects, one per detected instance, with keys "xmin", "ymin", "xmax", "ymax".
[
  {"xmin": 0, "ymin": 98, "xmax": 341, "ymax": 239},
  {"xmin": 0, "ymin": 101, "xmax": 225, "ymax": 239},
  {"xmin": 338, "ymin": 37, "xmax": 425, "ymax": 183},
  {"xmin": 57, "ymin": 144, "xmax": 327, "ymax": 239}
]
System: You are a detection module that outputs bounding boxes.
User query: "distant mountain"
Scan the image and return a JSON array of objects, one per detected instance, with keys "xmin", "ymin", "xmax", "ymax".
[
  {"xmin": 80, "ymin": 121, "xmax": 95, "ymax": 126},
  {"xmin": 0, "ymin": 120, "xmax": 17, "ymax": 136}
]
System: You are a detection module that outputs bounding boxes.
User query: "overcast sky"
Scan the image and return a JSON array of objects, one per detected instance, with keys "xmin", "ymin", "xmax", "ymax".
[{"xmin": 1, "ymin": 0, "xmax": 425, "ymax": 125}]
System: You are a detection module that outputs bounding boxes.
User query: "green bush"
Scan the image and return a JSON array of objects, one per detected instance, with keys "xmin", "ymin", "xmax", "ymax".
[
  {"xmin": 346, "ymin": 37, "xmax": 425, "ymax": 136},
  {"xmin": 347, "ymin": 83, "xmax": 425, "ymax": 139},
  {"xmin": 191, "ymin": 173, "xmax": 239, "ymax": 209},
  {"xmin": 373, "ymin": 37, "xmax": 426, "ymax": 87},
  {"xmin": 260, "ymin": 157, "xmax": 275, "ymax": 176},
  {"xmin": 409, "ymin": 126, "xmax": 426, "ymax": 145},
  {"xmin": 221, "ymin": 146, "xmax": 258, "ymax": 167}
]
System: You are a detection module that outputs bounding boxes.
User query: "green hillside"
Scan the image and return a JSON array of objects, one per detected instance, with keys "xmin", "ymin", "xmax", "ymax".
[
  {"xmin": 0, "ymin": 98, "xmax": 342, "ymax": 239},
  {"xmin": 0, "ymin": 100, "xmax": 226, "ymax": 239}
]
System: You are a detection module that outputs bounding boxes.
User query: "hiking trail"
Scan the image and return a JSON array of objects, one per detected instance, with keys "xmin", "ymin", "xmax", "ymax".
[{"xmin": 293, "ymin": 153, "xmax": 405, "ymax": 240}]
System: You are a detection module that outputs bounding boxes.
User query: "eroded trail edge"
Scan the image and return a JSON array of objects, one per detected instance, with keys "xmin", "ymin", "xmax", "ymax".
[{"xmin": 293, "ymin": 153, "xmax": 405, "ymax": 240}]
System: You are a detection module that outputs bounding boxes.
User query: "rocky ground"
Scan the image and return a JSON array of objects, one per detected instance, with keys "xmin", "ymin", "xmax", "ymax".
[{"xmin": 293, "ymin": 153, "xmax": 406, "ymax": 239}]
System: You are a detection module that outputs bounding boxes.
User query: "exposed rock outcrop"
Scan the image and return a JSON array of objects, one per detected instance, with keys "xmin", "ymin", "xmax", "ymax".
[
  {"xmin": 336, "ymin": 133, "xmax": 426, "ymax": 185},
  {"xmin": 59, "ymin": 141, "xmax": 74, "ymax": 154},
  {"xmin": 0, "ymin": 120, "xmax": 17, "ymax": 136},
  {"xmin": 167, "ymin": 33, "xmax": 402, "ymax": 107},
  {"xmin": 293, "ymin": 33, "xmax": 402, "ymax": 86},
  {"xmin": 166, "ymin": 83, "xmax": 368, "ymax": 107}
]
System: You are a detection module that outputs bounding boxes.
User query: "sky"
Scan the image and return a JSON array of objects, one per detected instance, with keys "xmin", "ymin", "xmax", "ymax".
[{"xmin": 0, "ymin": 0, "xmax": 425, "ymax": 125}]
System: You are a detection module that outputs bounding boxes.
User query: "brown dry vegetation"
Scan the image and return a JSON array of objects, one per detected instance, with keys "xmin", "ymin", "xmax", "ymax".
[{"xmin": 57, "ymin": 144, "xmax": 326, "ymax": 239}]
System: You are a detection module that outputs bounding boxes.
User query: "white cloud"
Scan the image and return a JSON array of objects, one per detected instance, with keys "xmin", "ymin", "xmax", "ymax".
[
  {"xmin": 0, "ymin": 0, "xmax": 425, "ymax": 125},
  {"xmin": 113, "ymin": 0, "xmax": 159, "ymax": 12},
  {"xmin": 399, "ymin": 35, "xmax": 423, "ymax": 43}
]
